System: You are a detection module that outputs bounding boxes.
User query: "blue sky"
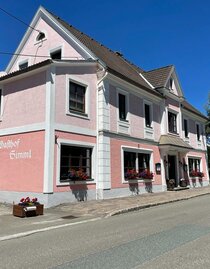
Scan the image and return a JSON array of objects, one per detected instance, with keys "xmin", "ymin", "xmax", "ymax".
[{"xmin": 0, "ymin": 0, "xmax": 209, "ymax": 115}]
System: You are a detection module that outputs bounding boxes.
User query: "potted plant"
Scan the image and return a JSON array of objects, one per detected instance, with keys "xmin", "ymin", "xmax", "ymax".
[
  {"xmin": 139, "ymin": 170, "xmax": 154, "ymax": 180},
  {"xmin": 13, "ymin": 197, "xmax": 44, "ymax": 217},
  {"xmin": 68, "ymin": 169, "xmax": 89, "ymax": 181},
  {"xmin": 125, "ymin": 169, "xmax": 138, "ymax": 180}
]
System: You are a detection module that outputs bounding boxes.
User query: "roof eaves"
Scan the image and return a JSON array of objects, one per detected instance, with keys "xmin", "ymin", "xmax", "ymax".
[
  {"xmin": 0, "ymin": 59, "xmax": 52, "ymax": 82},
  {"xmin": 107, "ymin": 67, "xmax": 163, "ymax": 98}
]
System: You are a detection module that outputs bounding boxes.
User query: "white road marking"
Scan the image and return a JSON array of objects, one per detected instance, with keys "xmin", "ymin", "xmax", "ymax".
[{"xmin": 0, "ymin": 217, "xmax": 101, "ymax": 242}]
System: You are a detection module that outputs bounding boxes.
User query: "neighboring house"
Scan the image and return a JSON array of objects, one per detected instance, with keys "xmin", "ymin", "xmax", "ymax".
[{"xmin": 0, "ymin": 6, "xmax": 208, "ymax": 207}]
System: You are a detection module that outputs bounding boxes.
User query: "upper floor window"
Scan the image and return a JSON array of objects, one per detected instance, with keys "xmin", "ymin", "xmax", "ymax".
[
  {"xmin": 50, "ymin": 49, "xmax": 61, "ymax": 60},
  {"xmin": 144, "ymin": 103, "xmax": 152, "ymax": 127},
  {"xmin": 69, "ymin": 81, "xmax": 86, "ymax": 114},
  {"xmin": 119, "ymin": 93, "xmax": 127, "ymax": 121},
  {"xmin": 184, "ymin": 119, "xmax": 189, "ymax": 138},
  {"xmin": 19, "ymin": 61, "xmax": 28, "ymax": 70},
  {"xmin": 196, "ymin": 124, "xmax": 200, "ymax": 141},
  {"xmin": 168, "ymin": 111, "xmax": 177, "ymax": 133}
]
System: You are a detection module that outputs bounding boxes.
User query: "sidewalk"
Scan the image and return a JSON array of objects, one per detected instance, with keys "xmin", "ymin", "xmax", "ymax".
[{"xmin": 0, "ymin": 186, "xmax": 210, "ymax": 241}]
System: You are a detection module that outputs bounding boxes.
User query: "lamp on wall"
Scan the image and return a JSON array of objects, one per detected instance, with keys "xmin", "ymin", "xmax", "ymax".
[{"xmin": 155, "ymin": 163, "xmax": 161, "ymax": 175}]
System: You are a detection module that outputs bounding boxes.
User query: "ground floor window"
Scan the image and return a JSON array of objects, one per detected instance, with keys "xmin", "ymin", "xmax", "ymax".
[
  {"xmin": 188, "ymin": 157, "xmax": 202, "ymax": 177},
  {"xmin": 60, "ymin": 145, "xmax": 92, "ymax": 181},
  {"xmin": 124, "ymin": 151, "xmax": 153, "ymax": 180}
]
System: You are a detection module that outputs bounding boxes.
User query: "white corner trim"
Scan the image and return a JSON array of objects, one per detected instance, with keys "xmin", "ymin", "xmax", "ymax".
[{"xmin": 43, "ymin": 65, "xmax": 56, "ymax": 193}]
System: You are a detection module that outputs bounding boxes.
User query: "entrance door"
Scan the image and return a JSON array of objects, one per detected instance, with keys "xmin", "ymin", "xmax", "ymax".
[{"xmin": 168, "ymin": 155, "xmax": 177, "ymax": 186}]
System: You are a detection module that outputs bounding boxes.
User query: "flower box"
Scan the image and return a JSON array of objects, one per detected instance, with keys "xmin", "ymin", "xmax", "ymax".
[{"xmin": 13, "ymin": 204, "xmax": 44, "ymax": 218}]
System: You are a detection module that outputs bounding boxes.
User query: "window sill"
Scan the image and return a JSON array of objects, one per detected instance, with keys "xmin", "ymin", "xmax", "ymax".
[
  {"xmin": 57, "ymin": 178, "xmax": 95, "ymax": 186},
  {"xmin": 168, "ymin": 132, "xmax": 179, "ymax": 136},
  {"xmin": 123, "ymin": 178, "xmax": 154, "ymax": 183},
  {"xmin": 145, "ymin": 125, "xmax": 153, "ymax": 129},
  {"xmin": 66, "ymin": 111, "xmax": 90, "ymax": 120}
]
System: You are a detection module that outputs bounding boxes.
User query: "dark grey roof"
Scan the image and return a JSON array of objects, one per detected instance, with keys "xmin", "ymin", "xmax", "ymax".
[
  {"xmin": 182, "ymin": 100, "xmax": 207, "ymax": 120},
  {"xmin": 49, "ymin": 12, "xmax": 164, "ymax": 98}
]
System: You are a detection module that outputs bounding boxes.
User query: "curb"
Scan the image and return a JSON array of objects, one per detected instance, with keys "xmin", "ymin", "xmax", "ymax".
[{"xmin": 106, "ymin": 192, "xmax": 210, "ymax": 217}]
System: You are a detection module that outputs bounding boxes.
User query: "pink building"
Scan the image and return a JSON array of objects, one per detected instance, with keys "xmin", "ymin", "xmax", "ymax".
[{"xmin": 0, "ymin": 7, "xmax": 208, "ymax": 207}]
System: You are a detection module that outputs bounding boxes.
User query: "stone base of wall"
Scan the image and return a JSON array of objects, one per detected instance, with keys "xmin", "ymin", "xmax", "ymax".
[{"xmin": 1, "ymin": 181, "xmax": 208, "ymax": 207}]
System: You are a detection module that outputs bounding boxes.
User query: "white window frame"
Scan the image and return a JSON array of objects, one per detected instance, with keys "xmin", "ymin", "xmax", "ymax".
[
  {"xmin": 49, "ymin": 45, "xmax": 63, "ymax": 60},
  {"xmin": 195, "ymin": 122, "xmax": 201, "ymax": 141},
  {"xmin": 35, "ymin": 30, "xmax": 47, "ymax": 44},
  {"xmin": 143, "ymin": 99, "xmax": 153, "ymax": 128},
  {"xmin": 121, "ymin": 146, "xmax": 154, "ymax": 183},
  {"xmin": 116, "ymin": 88, "xmax": 129, "ymax": 122},
  {"xmin": 66, "ymin": 75, "xmax": 90, "ymax": 119},
  {"xmin": 183, "ymin": 117, "xmax": 189, "ymax": 141},
  {"xmin": 167, "ymin": 108, "xmax": 179, "ymax": 135},
  {"xmin": 18, "ymin": 59, "xmax": 29, "ymax": 70},
  {"xmin": 56, "ymin": 139, "xmax": 96, "ymax": 186},
  {"xmin": 187, "ymin": 155, "xmax": 202, "ymax": 176}
]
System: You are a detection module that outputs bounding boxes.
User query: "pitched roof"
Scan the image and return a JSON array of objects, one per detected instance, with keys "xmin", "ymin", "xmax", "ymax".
[
  {"xmin": 49, "ymin": 12, "xmax": 164, "ymax": 98},
  {"xmin": 143, "ymin": 65, "xmax": 173, "ymax": 88},
  {"xmin": 0, "ymin": 59, "xmax": 52, "ymax": 81},
  {"xmin": 182, "ymin": 100, "xmax": 207, "ymax": 120}
]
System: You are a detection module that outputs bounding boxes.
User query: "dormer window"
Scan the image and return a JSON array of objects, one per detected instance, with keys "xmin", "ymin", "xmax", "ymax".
[
  {"xmin": 36, "ymin": 32, "xmax": 45, "ymax": 41},
  {"xmin": 50, "ymin": 49, "xmax": 62, "ymax": 60},
  {"xmin": 169, "ymin": 78, "xmax": 174, "ymax": 91},
  {"xmin": 19, "ymin": 61, "xmax": 28, "ymax": 70}
]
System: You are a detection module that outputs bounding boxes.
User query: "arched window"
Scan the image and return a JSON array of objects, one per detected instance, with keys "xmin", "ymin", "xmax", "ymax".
[{"xmin": 36, "ymin": 32, "xmax": 45, "ymax": 41}]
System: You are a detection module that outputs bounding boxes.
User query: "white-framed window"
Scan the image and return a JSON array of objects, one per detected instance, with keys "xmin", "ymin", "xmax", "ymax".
[
  {"xmin": 66, "ymin": 76, "xmax": 89, "ymax": 118},
  {"xmin": 122, "ymin": 147, "xmax": 153, "ymax": 181},
  {"xmin": 183, "ymin": 118, "xmax": 189, "ymax": 138},
  {"xmin": 36, "ymin": 32, "xmax": 45, "ymax": 42},
  {"xmin": 188, "ymin": 157, "xmax": 202, "ymax": 177},
  {"xmin": 196, "ymin": 123, "xmax": 201, "ymax": 141},
  {"xmin": 169, "ymin": 77, "xmax": 175, "ymax": 92},
  {"xmin": 18, "ymin": 60, "xmax": 28, "ymax": 70},
  {"xmin": 50, "ymin": 46, "xmax": 62, "ymax": 60},
  {"xmin": 144, "ymin": 100, "xmax": 153, "ymax": 128},
  {"xmin": 117, "ymin": 88, "xmax": 129, "ymax": 122},
  {"xmin": 57, "ymin": 139, "xmax": 96, "ymax": 185},
  {"xmin": 168, "ymin": 110, "xmax": 179, "ymax": 134}
]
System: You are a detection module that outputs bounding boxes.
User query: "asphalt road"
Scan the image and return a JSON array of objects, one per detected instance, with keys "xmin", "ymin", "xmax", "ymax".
[{"xmin": 1, "ymin": 195, "xmax": 210, "ymax": 269}]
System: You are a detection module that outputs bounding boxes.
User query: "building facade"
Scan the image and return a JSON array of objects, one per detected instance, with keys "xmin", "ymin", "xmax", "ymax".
[{"xmin": 0, "ymin": 7, "xmax": 208, "ymax": 207}]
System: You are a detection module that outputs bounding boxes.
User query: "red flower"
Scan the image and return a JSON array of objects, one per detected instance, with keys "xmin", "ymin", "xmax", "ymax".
[
  {"xmin": 32, "ymin": 197, "xmax": 38, "ymax": 203},
  {"xmin": 20, "ymin": 198, "xmax": 25, "ymax": 203},
  {"xmin": 25, "ymin": 197, "xmax": 30, "ymax": 203}
]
